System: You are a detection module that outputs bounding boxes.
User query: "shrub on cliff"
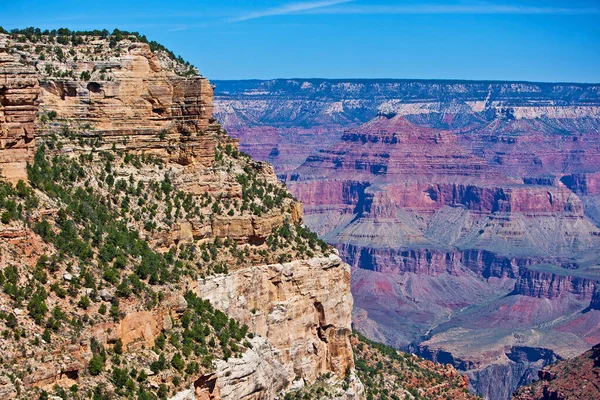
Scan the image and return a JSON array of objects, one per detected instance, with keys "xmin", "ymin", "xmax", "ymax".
[
  {"xmin": 170, "ymin": 353, "xmax": 185, "ymax": 371},
  {"xmin": 89, "ymin": 354, "xmax": 105, "ymax": 376},
  {"xmin": 80, "ymin": 70, "xmax": 91, "ymax": 81},
  {"xmin": 27, "ymin": 287, "xmax": 48, "ymax": 324}
]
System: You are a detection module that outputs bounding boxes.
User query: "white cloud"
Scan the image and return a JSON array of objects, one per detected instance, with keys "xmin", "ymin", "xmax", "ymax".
[
  {"xmin": 229, "ymin": 0, "xmax": 353, "ymax": 22},
  {"xmin": 306, "ymin": 3, "xmax": 600, "ymax": 15}
]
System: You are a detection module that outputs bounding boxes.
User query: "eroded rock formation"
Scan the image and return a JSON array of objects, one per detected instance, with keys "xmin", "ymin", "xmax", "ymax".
[
  {"xmin": 197, "ymin": 254, "xmax": 354, "ymax": 398},
  {"xmin": 215, "ymin": 78, "xmax": 600, "ymax": 399},
  {"xmin": 0, "ymin": 33, "xmax": 358, "ymax": 400},
  {"xmin": 0, "ymin": 35, "xmax": 39, "ymax": 181}
]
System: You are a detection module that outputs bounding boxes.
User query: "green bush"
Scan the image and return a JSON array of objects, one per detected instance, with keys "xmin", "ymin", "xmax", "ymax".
[
  {"xmin": 88, "ymin": 354, "xmax": 104, "ymax": 375},
  {"xmin": 171, "ymin": 353, "xmax": 185, "ymax": 371},
  {"xmin": 27, "ymin": 287, "xmax": 48, "ymax": 324},
  {"xmin": 80, "ymin": 70, "xmax": 91, "ymax": 81},
  {"xmin": 78, "ymin": 296, "xmax": 90, "ymax": 309}
]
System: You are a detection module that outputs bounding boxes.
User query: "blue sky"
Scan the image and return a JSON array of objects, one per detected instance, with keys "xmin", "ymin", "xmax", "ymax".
[{"xmin": 1, "ymin": 0, "xmax": 599, "ymax": 82}]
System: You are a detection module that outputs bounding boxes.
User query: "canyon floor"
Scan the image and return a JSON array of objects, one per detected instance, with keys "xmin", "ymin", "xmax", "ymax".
[{"xmin": 214, "ymin": 78, "xmax": 600, "ymax": 400}]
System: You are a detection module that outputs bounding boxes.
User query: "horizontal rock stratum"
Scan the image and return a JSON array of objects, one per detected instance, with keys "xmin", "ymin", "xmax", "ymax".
[{"xmin": 214, "ymin": 78, "xmax": 600, "ymax": 400}]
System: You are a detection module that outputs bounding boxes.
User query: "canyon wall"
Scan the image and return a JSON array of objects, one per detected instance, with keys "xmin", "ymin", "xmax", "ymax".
[
  {"xmin": 0, "ymin": 35, "xmax": 39, "ymax": 181},
  {"xmin": 214, "ymin": 78, "xmax": 600, "ymax": 400},
  {"xmin": 0, "ymin": 33, "xmax": 357, "ymax": 400},
  {"xmin": 196, "ymin": 254, "xmax": 356, "ymax": 398}
]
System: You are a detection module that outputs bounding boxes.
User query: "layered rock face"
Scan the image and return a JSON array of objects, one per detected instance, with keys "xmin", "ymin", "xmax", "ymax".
[
  {"xmin": 214, "ymin": 78, "xmax": 600, "ymax": 399},
  {"xmin": 0, "ymin": 35, "xmax": 39, "ymax": 181},
  {"xmin": 1, "ymin": 32, "xmax": 216, "ymax": 178},
  {"xmin": 0, "ymin": 34, "xmax": 358, "ymax": 400},
  {"xmin": 196, "ymin": 254, "xmax": 355, "ymax": 398},
  {"xmin": 36, "ymin": 47, "xmax": 214, "ymax": 164},
  {"xmin": 512, "ymin": 269, "xmax": 597, "ymax": 300}
]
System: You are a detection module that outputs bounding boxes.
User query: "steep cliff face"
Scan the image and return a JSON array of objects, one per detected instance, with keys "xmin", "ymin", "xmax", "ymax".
[
  {"xmin": 0, "ymin": 32, "xmax": 358, "ymax": 400},
  {"xmin": 0, "ymin": 35, "xmax": 39, "ymax": 181},
  {"xmin": 215, "ymin": 78, "xmax": 600, "ymax": 400},
  {"xmin": 36, "ymin": 46, "xmax": 214, "ymax": 161},
  {"xmin": 512, "ymin": 269, "xmax": 597, "ymax": 301},
  {"xmin": 196, "ymin": 254, "xmax": 356, "ymax": 398}
]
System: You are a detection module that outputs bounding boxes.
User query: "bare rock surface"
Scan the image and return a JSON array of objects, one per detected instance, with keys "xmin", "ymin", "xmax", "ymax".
[{"xmin": 197, "ymin": 254, "xmax": 354, "ymax": 391}]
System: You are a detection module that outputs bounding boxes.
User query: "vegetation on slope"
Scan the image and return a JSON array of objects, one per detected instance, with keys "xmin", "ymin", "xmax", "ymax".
[
  {"xmin": 352, "ymin": 333, "xmax": 479, "ymax": 400},
  {"xmin": 0, "ymin": 152, "xmax": 252, "ymax": 399},
  {"xmin": 0, "ymin": 26, "xmax": 198, "ymax": 76},
  {"xmin": 0, "ymin": 119, "xmax": 330, "ymax": 399}
]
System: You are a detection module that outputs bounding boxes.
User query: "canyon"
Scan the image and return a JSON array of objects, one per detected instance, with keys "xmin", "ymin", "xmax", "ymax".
[
  {"xmin": 214, "ymin": 78, "xmax": 600, "ymax": 399},
  {"xmin": 0, "ymin": 28, "xmax": 482, "ymax": 400}
]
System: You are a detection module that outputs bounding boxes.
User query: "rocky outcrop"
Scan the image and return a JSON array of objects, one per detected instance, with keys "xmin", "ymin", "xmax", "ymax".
[
  {"xmin": 36, "ymin": 44, "xmax": 215, "ymax": 164},
  {"xmin": 0, "ymin": 32, "xmax": 215, "ymax": 180},
  {"xmin": 170, "ymin": 337, "xmax": 288, "ymax": 400},
  {"xmin": 196, "ymin": 254, "xmax": 355, "ymax": 398},
  {"xmin": 0, "ymin": 35, "xmax": 39, "ymax": 181},
  {"xmin": 513, "ymin": 343, "xmax": 600, "ymax": 400}
]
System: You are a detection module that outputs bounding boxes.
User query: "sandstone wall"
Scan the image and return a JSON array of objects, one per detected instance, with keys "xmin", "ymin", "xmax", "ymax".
[
  {"xmin": 0, "ymin": 35, "xmax": 39, "ymax": 182},
  {"xmin": 0, "ymin": 33, "xmax": 216, "ymax": 179},
  {"xmin": 512, "ymin": 269, "xmax": 598, "ymax": 301},
  {"xmin": 196, "ymin": 254, "xmax": 355, "ymax": 399}
]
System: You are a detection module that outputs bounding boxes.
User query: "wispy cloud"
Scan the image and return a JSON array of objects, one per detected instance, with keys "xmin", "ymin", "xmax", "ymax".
[
  {"xmin": 304, "ymin": 3, "xmax": 600, "ymax": 16},
  {"xmin": 229, "ymin": 0, "xmax": 353, "ymax": 22}
]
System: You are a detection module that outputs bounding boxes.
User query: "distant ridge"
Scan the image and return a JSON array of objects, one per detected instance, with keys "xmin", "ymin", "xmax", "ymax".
[
  {"xmin": 213, "ymin": 78, "xmax": 600, "ymax": 105},
  {"xmin": 214, "ymin": 77, "xmax": 600, "ymax": 88}
]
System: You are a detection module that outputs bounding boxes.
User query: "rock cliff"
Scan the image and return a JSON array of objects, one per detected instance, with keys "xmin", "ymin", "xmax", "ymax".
[
  {"xmin": 0, "ymin": 35, "xmax": 39, "ymax": 181},
  {"xmin": 196, "ymin": 254, "xmax": 355, "ymax": 398},
  {"xmin": 0, "ymin": 30, "xmax": 359, "ymax": 400},
  {"xmin": 511, "ymin": 269, "xmax": 597, "ymax": 301}
]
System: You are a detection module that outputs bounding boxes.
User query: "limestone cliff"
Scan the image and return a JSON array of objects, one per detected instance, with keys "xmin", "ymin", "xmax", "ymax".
[
  {"xmin": 0, "ymin": 29, "xmax": 357, "ymax": 400},
  {"xmin": 197, "ymin": 254, "xmax": 355, "ymax": 397}
]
